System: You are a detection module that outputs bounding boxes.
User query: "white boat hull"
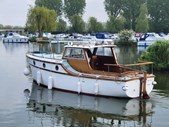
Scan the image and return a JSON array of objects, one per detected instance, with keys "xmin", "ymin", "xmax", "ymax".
[
  {"xmin": 27, "ymin": 54, "xmax": 155, "ymax": 98},
  {"xmin": 137, "ymin": 40, "xmax": 156, "ymax": 47},
  {"xmin": 3, "ymin": 37, "xmax": 28, "ymax": 43}
]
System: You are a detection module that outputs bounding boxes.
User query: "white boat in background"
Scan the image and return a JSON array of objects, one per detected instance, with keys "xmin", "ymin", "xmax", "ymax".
[
  {"xmin": 3, "ymin": 32, "xmax": 29, "ymax": 43},
  {"xmin": 0, "ymin": 33, "xmax": 4, "ymax": 39},
  {"xmin": 94, "ymin": 32, "xmax": 113, "ymax": 43},
  {"xmin": 138, "ymin": 33, "xmax": 168, "ymax": 47},
  {"xmin": 25, "ymin": 82, "xmax": 154, "ymax": 126},
  {"xmin": 25, "ymin": 41, "xmax": 156, "ymax": 99},
  {"xmin": 50, "ymin": 33, "xmax": 114, "ymax": 44}
]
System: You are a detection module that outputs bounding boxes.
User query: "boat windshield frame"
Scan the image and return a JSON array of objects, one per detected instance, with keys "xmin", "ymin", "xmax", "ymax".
[{"xmin": 63, "ymin": 47, "xmax": 85, "ymax": 60}]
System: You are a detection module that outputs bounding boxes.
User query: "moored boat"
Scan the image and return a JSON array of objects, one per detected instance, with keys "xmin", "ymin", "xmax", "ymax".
[
  {"xmin": 137, "ymin": 33, "xmax": 168, "ymax": 47},
  {"xmin": 3, "ymin": 32, "xmax": 29, "ymax": 43},
  {"xmin": 25, "ymin": 41, "xmax": 157, "ymax": 98}
]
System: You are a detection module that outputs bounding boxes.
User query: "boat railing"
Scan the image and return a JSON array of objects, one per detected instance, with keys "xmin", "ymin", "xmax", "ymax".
[
  {"xmin": 27, "ymin": 41, "xmax": 62, "ymax": 59},
  {"xmin": 104, "ymin": 61, "xmax": 154, "ymax": 74}
]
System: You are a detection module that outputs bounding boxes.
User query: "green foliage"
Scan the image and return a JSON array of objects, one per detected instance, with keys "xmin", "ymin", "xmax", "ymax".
[
  {"xmin": 104, "ymin": 0, "xmax": 147, "ymax": 31},
  {"xmin": 106, "ymin": 16, "xmax": 125, "ymax": 33},
  {"xmin": 26, "ymin": 6, "xmax": 57, "ymax": 37},
  {"xmin": 117, "ymin": 29, "xmax": 136, "ymax": 46},
  {"xmin": 106, "ymin": 16, "xmax": 116, "ymax": 33},
  {"xmin": 87, "ymin": 17, "xmax": 104, "ymax": 33},
  {"xmin": 35, "ymin": 0, "xmax": 63, "ymax": 16},
  {"xmin": 56, "ymin": 19, "xmax": 67, "ymax": 32},
  {"xmin": 87, "ymin": 17, "xmax": 98, "ymax": 33},
  {"xmin": 64, "ymin": 0, "xmax": 86, "ymax": 22},
  {"xmin": 70, "ymin": 15, "xmax": 85, "ymax": 33},
  {"xmin": 104, "ymin": 0, "xmax": 124, "ymax": 17},
  {"xmin": 23, "ymin": 0, "xmax": 169, "ymax": 34},
  {"xmin": 96, "ymin": 22, "xmax": 104, "ymax": 32},
  {"xmin": 122, "ymin": 0, "xmax": 146, "ymax": 30},
  {"xmin": 140, "ymin": 40, "xmax": 169, "ymax": 71},
  {"xmin": 115, "ymin": 16, "xmax": 126, "ymax": 32},
  {"xmin": 147, "ymin": 0, "xmax": 169, "ymax": 33},
  {"xmin": 135, "ymin": 3, "xmax": 149, "ymax": 32},
  {"xmin": 0, "ymin": 24, "xmax": 3, "ymax": 29},
  {"xmin": 118, "ymin": 29, "xmax": 134, "ymax": 41}
]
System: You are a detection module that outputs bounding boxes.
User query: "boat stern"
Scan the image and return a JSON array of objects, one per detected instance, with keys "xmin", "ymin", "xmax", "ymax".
[{"xmin": 124, "ymin": 76, "xmax": 155, "ymax": 98}]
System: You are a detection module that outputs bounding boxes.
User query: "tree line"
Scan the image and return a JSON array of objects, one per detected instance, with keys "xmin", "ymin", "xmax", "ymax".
[{"xmin": 26, "ymin": 0, "xmax": 169, "ymax": 36}]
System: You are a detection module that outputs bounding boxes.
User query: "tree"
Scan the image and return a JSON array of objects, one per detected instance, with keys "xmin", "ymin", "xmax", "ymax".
[
  {"xmin": 104, "ymin": 0, "xmax": 146, "ymax": 31},
  {"xmin": 64, "ymin": 0, "xmax": 86, "ymax": 22},
  {"xmin": 115, "ymin": 16, "xmax": 126, "ymax": 32},
  {"xmin": 106, "ymin": 16, "xmax": 125, "ymax": 33},
  {"xmin": 0, "ymin": 24, "xmax": 3, "ymax": 29},
  {"xmin": 56, "ymin": 19, "xmax": 67, "ymax": 33},
  {"xmin": 122, "ymin": 0, "xmax": 146, "ymax": 30},
  {"xmin": 104, "ymin": 0, "xmax": 124, "ymax": 17},
  {"xmin": 87, "ymin": 17, "xmax": 104, "ymax": 33},
  {"xmin": 4, "ymin": 25, "xmax": 12, "ymax": 29},
  {"xmin": 135, "ymin": 3, "xmax": 149, "ymax": 33},
  {"xmin": 106, "ymin": 16, "xmax": 116, "ymax": 33},
  {"xmin": 87, "ymin": 17, "xmax": 98, "ymax": 33},
  {"xmin": 147, "ymin": 0, "xmax": 169, "ymax": 33},
  {"xmin": 70, "ymin": 15, "xmax": 85, "ymax": 33},
  {"xmin": 96, "ymin": 22, "xmax": 104, "ymax": 32},
  {"xmin": 35, "ymin": 0, "xmax": 63, "ymax": 17},
  {"xmin": 26, "ymin": 6, "xmax": 57, "ymax": 37}
]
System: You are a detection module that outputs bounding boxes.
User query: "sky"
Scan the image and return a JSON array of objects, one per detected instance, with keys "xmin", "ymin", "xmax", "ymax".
[{"xmin": 0, "ymin": 0, "xmax": 108, "ymax": 27}]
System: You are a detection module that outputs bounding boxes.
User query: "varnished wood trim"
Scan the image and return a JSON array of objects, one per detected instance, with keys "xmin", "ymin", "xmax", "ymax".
[{"xmin": 28, "ymin": 56, "xmax": 155, "ymax": 82}]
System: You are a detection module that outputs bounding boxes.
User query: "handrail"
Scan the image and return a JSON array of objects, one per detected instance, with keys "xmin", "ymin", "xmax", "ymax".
[
  {"xmin": 104, "ymin": 61, "xmax": 154, "ymax": 74},
  {"xmin": 104, "ymin": 61, "xmax": 154, "ymax": 67}
]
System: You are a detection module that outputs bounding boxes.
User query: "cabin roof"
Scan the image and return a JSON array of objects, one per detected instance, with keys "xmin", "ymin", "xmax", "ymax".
[{"xmin": 64, "ymin": 43, "xmax": 116, "ymax": 49}]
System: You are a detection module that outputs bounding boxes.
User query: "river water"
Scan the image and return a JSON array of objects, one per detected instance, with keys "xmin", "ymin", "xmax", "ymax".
[{"xmin": 0, "ymin": 40, "xmax": 169, "ymax": 127}]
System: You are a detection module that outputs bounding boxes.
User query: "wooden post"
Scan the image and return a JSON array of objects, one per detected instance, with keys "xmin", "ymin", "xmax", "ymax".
[
  {"xmin": 139, "ymin": 71, "xmax": 150, "ymax": 99},
  {"xmin": 142, "ymin": 71, "xmax": 150, "ymax": 99}
]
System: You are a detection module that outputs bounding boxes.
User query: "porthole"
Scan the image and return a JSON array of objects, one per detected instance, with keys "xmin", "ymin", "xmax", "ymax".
[
  {"xmin": 55, "ymin": 65, "xmax": 59, "ymax": 71},
  {"xmin": 43, "ymin": 63, "xmax": 46, "ymax": 68},
  {"xmin": 33, "ymin": 61, "xmax": 36, "ymax": 65}
]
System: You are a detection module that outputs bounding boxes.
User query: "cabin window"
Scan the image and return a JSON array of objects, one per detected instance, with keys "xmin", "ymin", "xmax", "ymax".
[
  {"xmin": 63, "ymin": 48, "xmax": 85, "ymax": 59},
  {"xmin": 96, "ymin": 47, "xmax": 112, "ymax": 56}
]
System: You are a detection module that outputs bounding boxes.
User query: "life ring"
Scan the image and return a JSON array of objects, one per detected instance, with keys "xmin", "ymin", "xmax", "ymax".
[{"xmin": 68, "ymin": 42, "xmax": 73, "ymax": 45}]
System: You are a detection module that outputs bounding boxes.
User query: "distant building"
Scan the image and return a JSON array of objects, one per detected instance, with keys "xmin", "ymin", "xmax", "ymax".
[{"xmin": 0, "ymin": 28, "xmax": 25, "ymax": 34}]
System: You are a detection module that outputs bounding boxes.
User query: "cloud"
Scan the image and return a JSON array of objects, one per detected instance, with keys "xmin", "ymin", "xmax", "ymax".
[
  {"xmin": 83, "ymin": 0, "xmax": 108, "ymax": 22},
  {"xmin": 0, "ymin": 0, "xmax": 35, "ymax": 26},
  {"xmin": 0, "ymin": 0, "xmax": 108, "ymax": 26}
]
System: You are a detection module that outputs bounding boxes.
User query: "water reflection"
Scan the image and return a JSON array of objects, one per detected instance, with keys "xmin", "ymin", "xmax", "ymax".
[
  {"xmin": 137, "ymin": 46, "xmax": 148, "ymax": 54},
  {"xmin": 3, "ymin": 42, "xmax": 28, "ymax": 54},
  {"xmin": 25, "ymin": 82, "xmax": 154, "ymax": 127},
  {"xmin": 116, "ymin": 46, "xmax": 140, "ymax": 64},
  {"xmin": 153, "ymin": 72, "xmax": 169, "ymax": 97}
]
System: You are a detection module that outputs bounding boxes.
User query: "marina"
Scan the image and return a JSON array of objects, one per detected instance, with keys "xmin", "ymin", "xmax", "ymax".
[{"xmin": 0, "ymin": 40, "xmax": 169, "ymax": 126}]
